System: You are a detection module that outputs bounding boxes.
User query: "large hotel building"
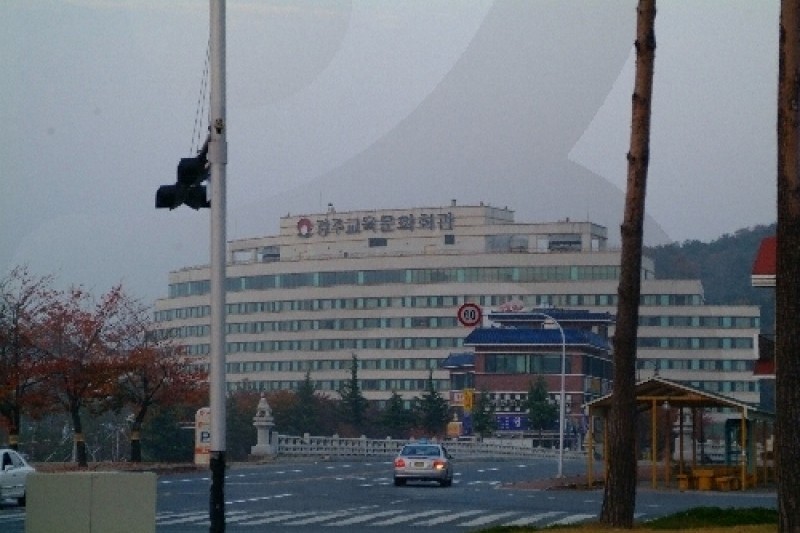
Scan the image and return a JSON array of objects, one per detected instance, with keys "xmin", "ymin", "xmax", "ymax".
[{"xmin": 153, "ymin": 202, "xmax": 762, "ymax": 409}]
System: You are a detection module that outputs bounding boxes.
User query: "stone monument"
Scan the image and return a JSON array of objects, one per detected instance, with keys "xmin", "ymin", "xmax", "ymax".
[{"xmin": 250, "ymin": 394, "xmax": 276, "ymax": 457}]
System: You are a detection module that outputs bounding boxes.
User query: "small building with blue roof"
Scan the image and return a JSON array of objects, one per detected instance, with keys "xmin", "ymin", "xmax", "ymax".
[{"xmin": 447, "ymin": 307, "xmax": 614, "ymax": 436}]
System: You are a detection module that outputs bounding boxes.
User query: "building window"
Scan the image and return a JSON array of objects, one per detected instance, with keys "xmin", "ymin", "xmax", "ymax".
[
  {"xmin": 368, "ymin": 237, "xmax": 388, "ymax": 247},
  {"xmin": 444, "ymin": 234, "xmax": 455, "ymax": 245}
]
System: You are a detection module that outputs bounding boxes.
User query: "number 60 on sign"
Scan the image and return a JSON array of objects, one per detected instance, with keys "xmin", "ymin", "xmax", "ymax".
[{"xmin": 457, "ymin": 303, "xmax": 482, "ymax": 327}]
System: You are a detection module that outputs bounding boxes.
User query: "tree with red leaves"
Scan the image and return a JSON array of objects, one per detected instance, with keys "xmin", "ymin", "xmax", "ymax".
[
  {"xmin": 34, "ymin": 285, "xmax": 139, "ymax": 466},
  {"xmin": 0, "ymin": 267, "xmax": 58, "ymax": 449},
  {"xmin": 116, "ymin": 338, "xmax": 207, "ymax": 462}
]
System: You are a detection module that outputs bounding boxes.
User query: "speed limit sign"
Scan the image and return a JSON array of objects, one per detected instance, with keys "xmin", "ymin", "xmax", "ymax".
[{"xmin": 457, "ymin": 303, "xmax": 482, "ymax": 327}]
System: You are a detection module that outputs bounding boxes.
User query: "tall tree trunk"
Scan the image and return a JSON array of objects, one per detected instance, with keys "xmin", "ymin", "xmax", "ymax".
[
  {"xmin": 776, "ymin": 2, "xmax": 800, "ymax": 530},
  {"xmin": 130, "ymin": 408, "xmax": 147, "ymax": 463},
  {"xmin": 600, "ymin": 0, "xmax": 656, "ymax": 527},
  {"xmin": 71, "ymin": 405, "xmax": 88, "ymax": 467},
  {"xmin": 9, "ymin": 408, "xmax": 21, "ymax": 450},
  {"xmin": 130, "ymin": 426, "xmax": 142, "ymax": 463}
]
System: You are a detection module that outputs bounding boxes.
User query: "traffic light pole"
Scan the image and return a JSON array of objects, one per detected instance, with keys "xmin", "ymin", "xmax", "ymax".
[{"xmin": 208, "ymin": 0, "xmax": 227, "ymax": 531}]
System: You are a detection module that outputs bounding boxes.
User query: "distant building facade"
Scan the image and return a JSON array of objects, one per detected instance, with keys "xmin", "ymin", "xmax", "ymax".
[{"xmin": 153, "ymin": 202, "xmax": 761, "ymax": 408}]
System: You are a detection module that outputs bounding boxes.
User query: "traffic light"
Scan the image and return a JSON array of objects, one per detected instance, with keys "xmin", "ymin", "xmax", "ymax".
[
  {"xmin": 155, "ymin": 183, "xmax": 181, "ymax": 209},
  {"xmin": 155, "ymin": 155, "xmax": 210, "ymax": 210}
]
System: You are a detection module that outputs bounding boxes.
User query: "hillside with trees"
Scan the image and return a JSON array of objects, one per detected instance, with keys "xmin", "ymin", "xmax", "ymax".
[{"xmin": 644, "ymin": 223, "xmax": 776, "ymax": 333}]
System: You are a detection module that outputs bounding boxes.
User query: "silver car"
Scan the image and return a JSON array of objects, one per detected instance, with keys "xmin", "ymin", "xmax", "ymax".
[
  {"xmin": 0, "ymin": 448, "xmax": 35, "ymax": 506},
  {"xmin": 393, "ymin": 442, "xmax": 453, "ymax": 487}
]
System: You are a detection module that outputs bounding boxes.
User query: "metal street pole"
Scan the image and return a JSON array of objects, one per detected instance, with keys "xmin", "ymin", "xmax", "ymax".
[
  {"xmin": 208, "ymin": 0, "xmax": 227, "ymax": 531},
  {"xmin": 533, "ymin": 312, "xmax": 566, "ymax": 478}
]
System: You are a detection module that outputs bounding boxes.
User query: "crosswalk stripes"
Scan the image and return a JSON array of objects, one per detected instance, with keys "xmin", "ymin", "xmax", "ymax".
[
  {"xmin": 155, "ymin": 507, "xmax": 607, "ymax": 528},
  {"xmin": 246, "ymin": 510, "xmax": 317, "ymax": 525},
  {"xmin": 157, "ymin": 509, "xmax": 248, "ymax": 526},
  {"xmin": 291, "ymin": 510, "xmax": 360, "ymax": 525},
  {"xmin": 156, "ymin": 511, "xmax": 206, "ymax": 525},
  {"xmin": 461, "ymin": 511, "xmax": 517, "ymax": 527},
  {"xmin": 325, "ymin": 509, "xmax": 407, "ymax": 526},
  {"xmin": 550, "ymin": 513, "xmax": 598, "ymax": 525},
  {"xmin": 503, "ymin": 510, "xmax": 562, "ymax": 526},
  {"xmin": 226, "ymin": 511, "xmax": 289, "ymax": 524},
  {"xmin": 460, "ymin": 511, "xmax": 520, "ymax": 527},
  {"xmin": 0, "ymin": 511, "xmax": 25, "ymax": 525},
  {"xmin": 415, "ymin": 509, "xmax": 485, "ymax": 525},
  {"xmin": 372, "ymin": 509, "xmax": 448, "ymax": 525}
]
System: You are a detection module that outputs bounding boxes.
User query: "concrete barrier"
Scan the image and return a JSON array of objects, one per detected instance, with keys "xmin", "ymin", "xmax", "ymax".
[{"xmin": 26, "ymin": 471, "xmax": 156, "ymax": 533}]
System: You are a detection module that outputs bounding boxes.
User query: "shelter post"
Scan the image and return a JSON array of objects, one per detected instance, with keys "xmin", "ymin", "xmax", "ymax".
[
  {"xmin": 587, "ymin": 408, "xmax": 594, "ymax": 485},
  {"xmin": 651, "ymin": 399, "xmax": 657, "ymax": 489},
  {"xmin": 740, "ymin": 408, "xmax": 747, "ymax": 490}
]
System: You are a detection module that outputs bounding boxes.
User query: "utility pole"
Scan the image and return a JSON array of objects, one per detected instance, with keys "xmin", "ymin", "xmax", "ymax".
[
  {"xmin": 152, "ymin": 2, "xmax": 226, "ymax": 526},
  {"xmin": 208, "ymin": 0, "xmax": 227, "ymax": 531}
]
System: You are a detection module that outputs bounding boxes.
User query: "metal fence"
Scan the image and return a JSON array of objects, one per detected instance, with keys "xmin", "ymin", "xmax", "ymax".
[{"xmin": 275, "ymin": 434, "xmax": 586, "ymax": 460}]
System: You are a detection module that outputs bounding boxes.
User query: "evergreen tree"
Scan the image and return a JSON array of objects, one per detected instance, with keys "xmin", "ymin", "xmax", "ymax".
[
  {"xmin": 414, "ymin": 371, "xmax": 450, "ymax": 437},
  {"xmin": 470, "ymin": 390, "xmax": 497, "ymax": 438},
  {"xmin": 644, "ymin": 223, "xmax": 776, "ymax": 333},
  {"xmin": 338, "ymin": 354, "xmax": 369, "ymax": 433},
  {"xmin": 140, "ymin": 404, "xmax": 194, "ymax": 462},
  {"xmin": 523, "ymin": 376, "xmax": 558, "ymax": 445},
  {"xmin": 264, "ymin": 390, "xmax": 298, "ymax": 434},
  {"xmin": 380, "ymin": 391, "xmax": 414, "ymax": 438},
  {"xmin": 293, "ymin": 370, "xmax": 319, "ymax": 435},
  {"xmin": 225, "ymin": 390, "xmax": 259, "ymax": 461}
]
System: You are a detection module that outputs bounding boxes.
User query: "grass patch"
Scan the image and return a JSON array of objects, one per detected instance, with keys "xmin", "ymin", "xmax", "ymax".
[{"xmin": 645, "ymin": 507, "xmax": 777, "ymax": 529}]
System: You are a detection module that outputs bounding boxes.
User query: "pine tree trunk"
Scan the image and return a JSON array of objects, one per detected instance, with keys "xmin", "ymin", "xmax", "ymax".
[
  {"xmin": 600, "ymin": 0, "xmax": 656, "ymax": 527},
  {"xmin": 775, "ymin": 2, "xmax": 800, "ymax": 530}
]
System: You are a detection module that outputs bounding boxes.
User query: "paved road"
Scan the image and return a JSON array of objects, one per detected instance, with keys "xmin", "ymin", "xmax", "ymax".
[{"xmin": 0, "ymin": 457, "xmax": 777, "ymax": 532}]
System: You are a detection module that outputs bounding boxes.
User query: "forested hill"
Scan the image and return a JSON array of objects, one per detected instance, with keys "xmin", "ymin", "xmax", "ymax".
[{"xmin": 644, "ymin": 223, "xmax": 776, "ymax": 334}]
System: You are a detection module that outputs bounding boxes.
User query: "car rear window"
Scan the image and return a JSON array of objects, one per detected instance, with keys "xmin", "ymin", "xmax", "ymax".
[{"xmin": 401, "ymin": 446, "xmax": 441, "ymax": 457}]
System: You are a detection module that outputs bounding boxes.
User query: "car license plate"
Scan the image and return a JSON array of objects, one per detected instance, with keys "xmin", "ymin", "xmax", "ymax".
[{"xmin": 414, "ymin": 461, "xmax": 425, "ymax": 468}]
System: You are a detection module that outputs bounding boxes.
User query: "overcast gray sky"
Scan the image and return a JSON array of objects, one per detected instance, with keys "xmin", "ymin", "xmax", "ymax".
[{"xmin": 1, "ymin": 1, "xmax": 778, "ymax": 304}]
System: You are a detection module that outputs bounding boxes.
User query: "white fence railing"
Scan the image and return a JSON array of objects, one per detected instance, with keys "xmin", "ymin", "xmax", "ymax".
[{"xmin": 276, "ymin": 434, "xmax": 586, "ymax": 460}]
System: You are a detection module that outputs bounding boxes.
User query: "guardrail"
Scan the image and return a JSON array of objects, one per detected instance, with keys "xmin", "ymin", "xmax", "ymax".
[{"xmin": 275, "ymin": 434, "xmax": 586, "ymax": 460}]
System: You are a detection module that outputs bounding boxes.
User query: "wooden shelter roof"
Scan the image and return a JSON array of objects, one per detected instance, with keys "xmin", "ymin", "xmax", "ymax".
[{"xmin": 586, "ymin": 376, "xmax": 774, "ymax": 419}]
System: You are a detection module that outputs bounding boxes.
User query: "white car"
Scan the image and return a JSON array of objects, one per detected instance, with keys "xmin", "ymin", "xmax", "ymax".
[
  {"xmin": 0, "ymin": 448, "xmax": 35, "ymax": 506},
  {"xmin": 393, "ymin": 442, "xmax": 453, "ymax": 487}
]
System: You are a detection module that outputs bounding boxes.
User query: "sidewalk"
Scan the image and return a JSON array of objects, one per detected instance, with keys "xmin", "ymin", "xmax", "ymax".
[
  {"xmin": 504, "ymin": 463, "xmax": 777, "ymax": 492},
  {"xmin": 504, "ymin": 473, "xmax": 599, "ymax": 491}
]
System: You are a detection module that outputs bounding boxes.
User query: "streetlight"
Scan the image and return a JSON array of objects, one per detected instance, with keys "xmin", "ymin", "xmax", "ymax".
[{"xmin": 530, "ymin": 311, "xmax": 566, "ymax": 479}]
